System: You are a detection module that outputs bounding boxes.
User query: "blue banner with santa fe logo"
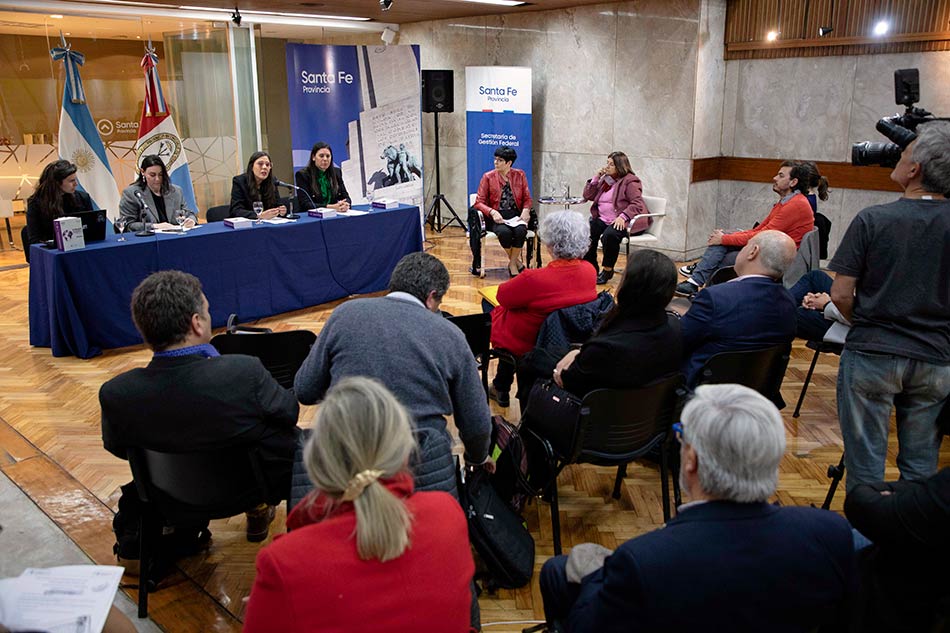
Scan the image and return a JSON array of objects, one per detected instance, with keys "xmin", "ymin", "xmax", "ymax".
[{"xmin": 465, "ymin": 67, "xmax": 532, "ymax": 200}]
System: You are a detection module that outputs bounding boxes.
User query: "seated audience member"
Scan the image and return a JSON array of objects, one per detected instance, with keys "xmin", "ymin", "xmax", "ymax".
[
  {"xmin": 581, "ymin": 151, "xmax": 650, "ymax": 284},
  {"xmin": 789, "ymin": 269, "xmax": 851, "ymax": 342},
  {"xmin": 488, "ymin": 210, "xmax": 598, "ymax": 407},
  {"xmin": 676, "ymin": 160, "xmax": 814, "ymax": 297},
  {"xmin": 540, "ymin": 384, "xmax": 855, "ymax": 633},
  {"xmin": 680, "ymin": 230, "xmax": 797, "ymax": 387},
  {"xmin": 845, "ymin": 467, "xmax": 950, "ymax": 633},
  {"xmin": 119, "ymin": 154, "xmax": 197, "ymax": 233},
  {"xmin": 99, "ymin": 271, "xmax": 299, "ymax": 546},
  {"xmin": 25, "ymin": 159, "xmax": 93, "ymax": 244},
  {"xmin": 468, "ymin": 145, "xmax": 533, "ymax": 277},
  {"xmin": 244, "ymin": 377, "xmax": 474, "ymax": 633},
  {"xmin": 294, "ymin": 252, "xmax": 492, "ymax": 494},
  {"xmin": 550, "ymin": 249, "xmax": 681, "ymax": 397},
  {"xmin": 799, "ymin": 160, "xmax": 830, "ymax": 213},
  {"xmin": 294, "ymin": 141, "xmax": 351, "ymax": 212},
  {"xmin": 230, "ymin": 151, "xmax": 287, "ymax": 220}
]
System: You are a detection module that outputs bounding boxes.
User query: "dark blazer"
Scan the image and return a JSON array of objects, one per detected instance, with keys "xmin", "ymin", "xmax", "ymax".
[
  {"xmin": 560, "ymin": 311, "xmax": 681, "ymax": 398},
  {"xmin": 845, "ymin": 468, "xmax": 950, "ymax": 632},
  {"xmin": 680, "ymin": 276, "xmax": 796, "ymax": 386},
  {"xmin": 294, "ymin": 166, "xmax": 351, "ymax": 210},
  {"xmin": 25, "ymin": 190, "xmax": 93, "ymax": 243},
  {"xmin": 230, "ymin": 175, "xmax": 283, "ymax": 220},
  {"xmin": 99, "ymin": 353, "xmax": 300, "ymax": 497},
  {"xmin": 119, "ymin": 183, "xmax": 197, "ymax": 232},
  {"xmin": 569, "ymin": 501, "xmax": 856, "ymax": 633}
]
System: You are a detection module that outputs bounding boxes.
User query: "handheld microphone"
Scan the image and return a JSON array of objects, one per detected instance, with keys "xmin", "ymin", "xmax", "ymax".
[{"xmin": 133, "ymin": 190, "xmax": 154, "ymax": 237}]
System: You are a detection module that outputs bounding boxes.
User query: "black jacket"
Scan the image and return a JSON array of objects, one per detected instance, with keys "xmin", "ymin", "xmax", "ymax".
[{"xmin": 26, "ymin": 190, "xmax": 94, "ymax": 243}]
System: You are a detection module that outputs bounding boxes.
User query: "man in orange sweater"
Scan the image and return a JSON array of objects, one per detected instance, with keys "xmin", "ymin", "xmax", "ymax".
[{"xmin": 676, "ymin": 161, "xmax": 815, "ymax": 297}]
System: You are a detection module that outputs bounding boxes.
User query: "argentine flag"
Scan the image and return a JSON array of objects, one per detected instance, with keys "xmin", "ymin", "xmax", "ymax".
[
  {"xmin": 51, "ymin": 37, "xmax": 121, "ymax": 218},
  {"xmin": 135, "ymin": 43, "xmax": 198, "ymax": 213}
]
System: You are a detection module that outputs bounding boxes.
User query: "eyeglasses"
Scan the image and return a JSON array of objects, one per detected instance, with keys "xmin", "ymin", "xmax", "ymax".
[{"xmin": 672, "ymin": 421, "xmax": 685, "ymax": 442}]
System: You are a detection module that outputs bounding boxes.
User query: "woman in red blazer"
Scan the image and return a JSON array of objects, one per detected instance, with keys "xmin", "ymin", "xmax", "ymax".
[
  {"xmin": 474, "ymin": 146, "xmax": 534, "ymax": 277},
  {"xmin": 243, "ymin": 377, "xmax": 475, "ymax": 633},
  {"xmin": 581, "ymin": 152, "xmax": 650, "ymax": 284},
  {"xmin": 489, "ymin": 210, "xmax": 598, "ymax": 407}
]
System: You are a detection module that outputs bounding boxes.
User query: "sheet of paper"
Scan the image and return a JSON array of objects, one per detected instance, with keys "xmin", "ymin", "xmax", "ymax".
[
  {"xmin": 503, "ymin": 217, "xmax": 527, "ymax": 228},
  {"xmin": 338, "ymin": 210, "xmax": 369, "ymax": 216},
  {"xmin": 263, "ymin": 217, "xmax": 297, "ymax": 224},
  {"xmin": 154, "ymin": 224, "xmax": 200, "ymax": 234},
  {"xmin": 0, "ymin": 565, "xmax": 123, "ymax": 633}
]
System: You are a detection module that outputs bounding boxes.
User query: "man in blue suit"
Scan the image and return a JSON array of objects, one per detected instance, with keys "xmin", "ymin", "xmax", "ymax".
[
  {"xmin": 679, "ymin": 229, "xmax": 797, "ymax": 386},
  {"xmin": 539, "ymin": 384, "xmax": 855, "ymax": 633}
]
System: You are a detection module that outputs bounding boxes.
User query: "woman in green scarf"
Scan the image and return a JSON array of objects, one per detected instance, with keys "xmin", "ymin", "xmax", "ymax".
[{"xmin": 295, "ymin": 142, "xmax": 352, "ymax": 212}]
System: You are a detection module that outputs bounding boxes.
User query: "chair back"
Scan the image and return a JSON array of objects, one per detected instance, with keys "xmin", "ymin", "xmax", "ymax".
[
  {"xmin": 210, "ymin": 329, "xmax": 317, "ymax": 390},
  {"xmin": 128, "ymin": 445, "xmax": 271, "ymax": 523},
  {"xmin": 21, "ymin": 225, "xmax": 30, "ymax": 263},
  {"xmin": 206, "ymin": 205, "xmax": 231, "ymax": 222},
  {"xmin": 696, "ymin": 344, "xmax": 791, "ymax": 409},
  {"xmin": 447, "ymin": 313, "xmax": 491, "ymax": 360},
  {"xmin": 573, "ymin": 373, "xmax": 686, "ymax": 465},
  {"xmin": 707, "ymin": 265, "xmax": 738, "ymax": 286},
  {"xmin": 784, "ymin": 227, "xmax": 821, "ymax": 288},
  {"xmin": 639, "ymin": 195, "xmax": 667, "ymax": 239}
]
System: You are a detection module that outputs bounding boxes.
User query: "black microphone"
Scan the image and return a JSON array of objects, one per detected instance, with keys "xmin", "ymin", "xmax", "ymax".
[
  {"xmin": 134, "ymin": 190, "xmax": 154, "ymax": 237},
  {"xmin": 275, "ymin": 179, "xmax": 312, "ymax": 218}
]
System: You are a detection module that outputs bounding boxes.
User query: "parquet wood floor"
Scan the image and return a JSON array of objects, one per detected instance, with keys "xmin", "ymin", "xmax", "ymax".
[{"xmin": 0, "ymin": 225, "xmax": 946, "ymax": 632}]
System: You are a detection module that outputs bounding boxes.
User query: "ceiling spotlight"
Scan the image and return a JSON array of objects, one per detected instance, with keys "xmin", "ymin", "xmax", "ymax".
[
  {"xmin": 380, "ymin": 0, "xmax": 393, "ymax": 10},
  {"xmin": 231, "ymin": 6, "xmax": 242, "ymax": 25},
  {"xmin": 818, "ymin": 26, "xmax": 833, "ymax": 37},
  {"xmin": 873, "ymin": 20, "xmax": 889, "ymax": 36},
  {"xmin": 766, "ymin": 30, "xmax": 779, "ymax": 42},
  {"xmin": 381, "ymin": 26, "xmax": 397, "ymax": 44}
]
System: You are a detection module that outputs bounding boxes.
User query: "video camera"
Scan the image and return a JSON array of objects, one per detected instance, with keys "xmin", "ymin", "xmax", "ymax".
[{"xmin": 851, "ymin": 68, "xmax": 940, "ymax": 168}]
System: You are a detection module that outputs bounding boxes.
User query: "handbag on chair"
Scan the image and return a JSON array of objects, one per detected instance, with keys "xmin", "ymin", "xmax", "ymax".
[{"xmin": 521, "ymin": 379, "xmax": 583, "ymax": 460}]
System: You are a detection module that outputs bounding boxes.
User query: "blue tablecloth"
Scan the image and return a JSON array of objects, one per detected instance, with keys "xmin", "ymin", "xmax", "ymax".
[{"xmin": 28, "ymin": 205, "xmax": 423, "ymax": 358}]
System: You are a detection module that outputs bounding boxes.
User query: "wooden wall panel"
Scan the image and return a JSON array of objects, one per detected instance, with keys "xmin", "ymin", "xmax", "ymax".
[
  {"xmin": 725, "ymin": 0, "xmax": 950, "ymax": 59},
  {"xmin": 691, "ymin": 156, "xmax": 903, "ymax": 192}
]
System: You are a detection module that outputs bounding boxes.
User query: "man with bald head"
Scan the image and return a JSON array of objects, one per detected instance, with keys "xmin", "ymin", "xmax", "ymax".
[{"xmin": 679, "ymin": 230, "xmax": 798, "ymax": 386}]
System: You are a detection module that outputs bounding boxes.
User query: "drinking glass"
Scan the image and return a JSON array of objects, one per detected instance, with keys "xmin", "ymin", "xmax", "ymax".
[
  {"xmin": 114, "ymin": 217, "xmax": 127, "ymax": 242},
  {"xmin": 366, "ymin": 182, "xmax": 375, "ymax": 205},
  {"xmin": 253, "ymin": 201, "xmax": 264, "ymax": 224},
  {"xmin": 176, "ymin": 209, "xmax": 189, "ymax": 232}
]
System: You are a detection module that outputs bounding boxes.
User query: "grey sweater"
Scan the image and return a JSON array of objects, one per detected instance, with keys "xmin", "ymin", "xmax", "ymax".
[{"xmin": 294, "ymin": 294, "xmax": 491, "ymax": 462}]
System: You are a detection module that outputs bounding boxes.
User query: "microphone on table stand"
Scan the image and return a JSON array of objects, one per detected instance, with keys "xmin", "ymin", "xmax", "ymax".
[
  {"xmin": 275, "ymin": 180, "xmax": 310, "ymax": 219},
  {"xmin": 134, "ymin": 190, "xmax": 154, "ymax": 237}
]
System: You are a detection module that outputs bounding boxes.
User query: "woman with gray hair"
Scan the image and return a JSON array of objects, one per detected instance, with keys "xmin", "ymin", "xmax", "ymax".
[
  {"xmin": 243, "ymin": 377, "xmax": 475, "ymax": 632},
  {"xmin": 488, "ymin": 210, "xmax": 598, "ymax": 407}
]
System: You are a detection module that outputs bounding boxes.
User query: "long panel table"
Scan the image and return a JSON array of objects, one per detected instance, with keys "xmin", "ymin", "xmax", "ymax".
[{"xmin": 29, "ymin": 204, "xmax": 423, "ymax": 358}]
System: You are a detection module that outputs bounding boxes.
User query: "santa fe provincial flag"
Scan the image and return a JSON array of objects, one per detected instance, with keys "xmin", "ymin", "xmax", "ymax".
[
  {"xmin": 135, "ymin": 44, "xmax": 198, "ymax": 213},
  {"xmin": 51, "ymin": 37, "xmax": 121, "ymax": 217}
]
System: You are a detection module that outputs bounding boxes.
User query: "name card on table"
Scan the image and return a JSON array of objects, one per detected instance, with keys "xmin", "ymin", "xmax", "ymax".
[
  {"xmin": 308, "ymin": 208, "xmax": 337, "ymax": 219},
  {"xmin": 224, "ymin": 217, "xmax": 253, "ymax": 229},
  {"xmin": 371, "ymin": 198, "xmax": 399, "ymax": 209},
  {"xmin": 53, "ymin": 217, "xmax": 85, "ymax": 251}
]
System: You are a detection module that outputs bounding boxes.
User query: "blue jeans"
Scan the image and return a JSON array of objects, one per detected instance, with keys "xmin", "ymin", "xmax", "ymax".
[
  {"xmin": 837, "ymin": 349, "xmax": 950, "ymax": 491},
  {"xmin": 690, "ymin": 243, "xmax": 741, "ymax": 286}
]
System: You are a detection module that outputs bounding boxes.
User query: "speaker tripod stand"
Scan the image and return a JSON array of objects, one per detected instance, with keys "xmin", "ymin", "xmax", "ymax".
[{"xmin": 424, "ymin": 111, "xmax": 465, "ymax": 232}]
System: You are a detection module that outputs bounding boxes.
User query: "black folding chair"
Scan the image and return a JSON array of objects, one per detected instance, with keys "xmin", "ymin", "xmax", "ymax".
[
  {"xmin": 792, "ymin": 340, "xmax": 844, "ymax": 418},
  {"xmin": 706, "ymin": 265, "xmax": 737, "ymax": 287},
  {"xmin": 127, "ymin": 445, "xmax": 274, "ymax": 617},
  {"xmin": 211, "ymin": 326, "xmax": 316, "ymax": 391},
  {"xmin": 205, "ymin": 205, "xmax": 231, "ymax": 222},
  {"xmin": 522, "ymin": 373, "xmax": 686, "ymax": 555},
  {"xmin": 447, "ymin": 313, "xmax": 493, "ymax": 398},
  {"xmin": 695, "ymin": 343, "xmax": 792, "ymax": 410}
]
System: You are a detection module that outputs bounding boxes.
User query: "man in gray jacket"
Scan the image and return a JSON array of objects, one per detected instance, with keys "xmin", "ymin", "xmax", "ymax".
[{"xmin": 295, "ymin": 252, "xmax": 492, "ymax": 493}]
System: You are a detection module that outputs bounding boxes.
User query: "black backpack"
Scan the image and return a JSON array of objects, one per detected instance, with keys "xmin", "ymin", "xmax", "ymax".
[{"xmin": 456, "ymin": 462, "xmax": 535, "ymax": 591}]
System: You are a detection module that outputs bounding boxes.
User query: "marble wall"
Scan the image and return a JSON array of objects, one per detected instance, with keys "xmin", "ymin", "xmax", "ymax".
[
  {"xmin": 399, "ymin": 0, "xmax": 721, "ymax": 257},
  {"xmin": 719, "ymin": 50, "xmax": 950, "ymax": 259}
]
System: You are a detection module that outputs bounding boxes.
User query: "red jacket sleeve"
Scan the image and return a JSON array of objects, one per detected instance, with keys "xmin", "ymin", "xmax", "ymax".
[
  {"xmin": 721, "ymin": 194, "xmax": 814, "ymax": 247},
  {"xmin": 474, "ymin": 172, "xmax": 495, "ymax": 217}
]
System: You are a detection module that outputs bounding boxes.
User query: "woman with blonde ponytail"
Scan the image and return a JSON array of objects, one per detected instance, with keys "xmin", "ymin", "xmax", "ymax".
[{"xmin": 244, "ymin": 377, "xmax": 475, "ymax": 632}]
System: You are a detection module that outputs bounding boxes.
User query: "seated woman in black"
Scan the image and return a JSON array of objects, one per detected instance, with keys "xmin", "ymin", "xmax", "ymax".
[
  {"xmin": 294, "ymin": 142, "xmax": 351, "ymax": 212},
  {"xmin": 25, "ymin": 159, "xmax": 93, "ymax": 243},
  {"xmin": 230, "ymin": 151, "xmax": 286, "ymax": 220},
  {"xmin": 553, "ymin": 249, "xmax": 682, "ymax": 397}
]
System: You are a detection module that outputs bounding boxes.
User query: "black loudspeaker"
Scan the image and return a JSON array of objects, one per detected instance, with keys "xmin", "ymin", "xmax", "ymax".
[{"xmin": 422, "ymin": 69, "xmax": 454, "ymax": 113}]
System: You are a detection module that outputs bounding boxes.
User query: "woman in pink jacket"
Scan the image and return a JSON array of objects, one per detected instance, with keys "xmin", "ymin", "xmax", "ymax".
[{"xmin": 582, "ymin": 151, "xmax": 650, "ymax": 284}]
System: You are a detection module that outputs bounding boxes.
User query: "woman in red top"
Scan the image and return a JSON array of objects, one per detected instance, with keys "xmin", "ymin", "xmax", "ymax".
[
  {"xmin": 489, "ymin": 210, "xmax": 598, "ymax": 407},
  {"xmin": 581, "ymin": 151, "xmax": 649, "ymax": 285},
  {"xmin": 474, "ymin": 146, "xmax": 533, "ymax": 277},
  {"xmin": 243, "ymin": 377, "xmax": 475, "ymax": 633}
]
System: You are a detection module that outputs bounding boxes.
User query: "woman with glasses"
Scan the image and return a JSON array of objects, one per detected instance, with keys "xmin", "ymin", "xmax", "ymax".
[{"xmin": 552, "ymin": 249, "xmax": 682, "ymax": 398}]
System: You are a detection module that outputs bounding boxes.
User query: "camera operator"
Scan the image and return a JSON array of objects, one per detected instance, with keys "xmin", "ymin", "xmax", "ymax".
[{"xmin": 829, "ymin": 120, "xmax": 950, "ymax": 492}]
